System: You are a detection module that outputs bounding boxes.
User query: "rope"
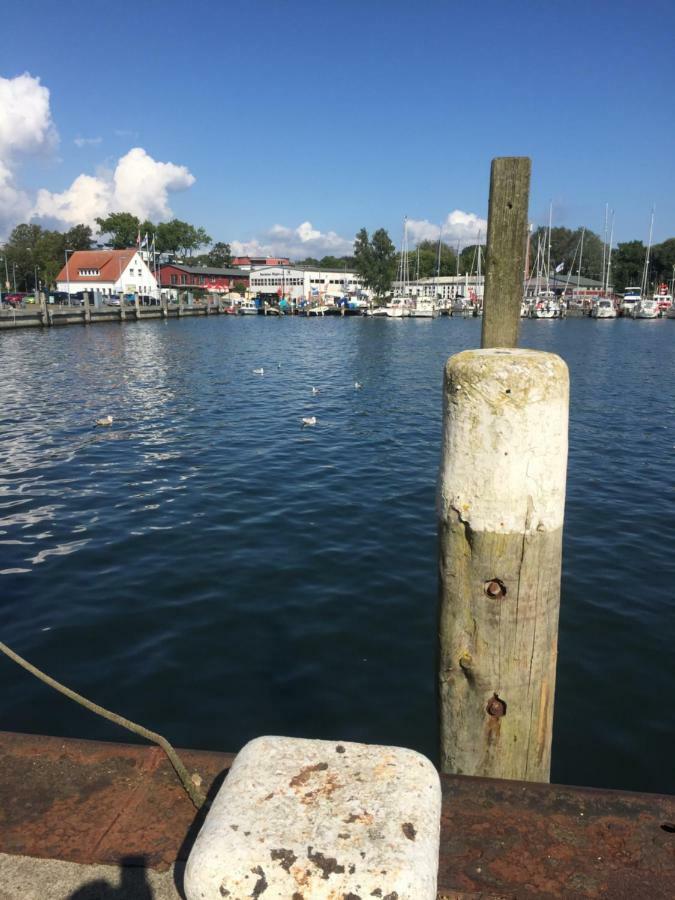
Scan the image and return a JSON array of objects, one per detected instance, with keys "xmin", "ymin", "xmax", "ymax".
[{"xmin": 0, "ymin": 640, "xmax": 206, "ymax": 809}]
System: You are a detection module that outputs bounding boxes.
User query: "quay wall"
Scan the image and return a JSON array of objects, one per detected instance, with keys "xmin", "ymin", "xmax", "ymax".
[{"xmin": 0, "ymin": 303, "xmax": 219, "ymax": 331}]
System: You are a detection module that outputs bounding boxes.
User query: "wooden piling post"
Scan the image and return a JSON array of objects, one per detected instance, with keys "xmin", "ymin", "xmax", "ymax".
[
  {"xmin": 481, "ymin": 157, "xmax": 530, "ymax": 349},
  {"xmin": 438, "ymin": 349, "xmax": 568, "ymax": 781},
  {"xmin": 438, "ymin": 157, "xmax": 568, "ymax": 783}
]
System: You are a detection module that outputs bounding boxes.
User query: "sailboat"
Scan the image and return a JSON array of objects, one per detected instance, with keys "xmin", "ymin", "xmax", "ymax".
[
  {"xmin": 410, "ymin": 239, "xmax": 438, "ymax": 318},
  {"xmin": 632, "ymin": 209, "xmax": 659, "ymax": 319},
  {"xmin": 385, "ymin": 217, "xmax": 412, "ymax": 317}
]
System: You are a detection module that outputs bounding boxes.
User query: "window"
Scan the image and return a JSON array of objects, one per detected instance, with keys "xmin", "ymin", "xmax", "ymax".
[
  {"xmin": 171, "ymin": 275, "xmax": 177, "ymax": 285},
  {"xmin": 180, "ymin": 275, "xmax": 187, "ymax": 285}
]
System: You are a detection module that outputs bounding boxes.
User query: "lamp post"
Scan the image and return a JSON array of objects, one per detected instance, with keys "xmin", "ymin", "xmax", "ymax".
[
  {"xmin": 0, "ymin": 256, "xmax": 7, "ymax": 304},
  {"xmin": 34, "ymin": 266, "xmax": 39, "ymax": 299},
  {"xmin": 64, "ymin": 248, "xmax": 74, "ymax": 303},
  {"xmin": 12, "ymin": 263, "xmax": 17, "ymax": 293}
]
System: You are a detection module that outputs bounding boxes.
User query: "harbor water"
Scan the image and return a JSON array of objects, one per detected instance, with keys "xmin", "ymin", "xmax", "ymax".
[{"xmin": 0, "ymin": 316, "xmax": 673, "ymax": 794}]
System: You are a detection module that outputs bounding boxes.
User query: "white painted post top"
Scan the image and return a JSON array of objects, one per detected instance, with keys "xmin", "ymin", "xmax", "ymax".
[
  {"xmin": 439, "ymin": 348, "xmax": 569, "ymax": 534},
  {"xmin": 184, "ymin": 735, "xmax": 441, "ymax": 900}
]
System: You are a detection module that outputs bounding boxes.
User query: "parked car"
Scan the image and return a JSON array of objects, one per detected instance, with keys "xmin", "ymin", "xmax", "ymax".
[
  {"xmin": 106, "ymin": 296, "xmax": 121, "ymax": 307},
  {"xmin": 3, "ymin": 293, "xmax": 25, "ymax": 307}
]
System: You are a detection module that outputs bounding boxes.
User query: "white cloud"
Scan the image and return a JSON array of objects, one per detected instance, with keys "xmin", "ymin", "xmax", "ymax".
[
  {"xmin": 232, "ymin": 220, "xmax": 353, "ymax": 260},
  {"xmin": 0, "ymin": 72, "xmax": 57, "ymax": 161},
  {"xmin": 33, "ymin": 147, "xmax": 195, "ymax": 227},
  {"xmin": 0, "ymin": 73, "xmax": 57, "ymax": 235},
  {"xmin": 407, "ymin": 210, "xmax": 488, "ymax": 248},
  {"xmin": 113, "ymin": 148, "xmax": 195, "ymax": 220},
  {"xmin": 0, "ymin": 73, "xmax": 195, "ymax": 237},
  {"xmin": 0, "ymin": 161, "xmax": 32, "ymax": 227},
  {"xmin": 74, "ymin": 136, "xmax": 102, "ymax": 147}
]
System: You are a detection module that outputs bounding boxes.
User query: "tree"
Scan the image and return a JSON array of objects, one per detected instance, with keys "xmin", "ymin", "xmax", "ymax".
[
  {"xmin": 353, "ymin": 227, "xmax": 397, "ymax": 298},
  {"xmin": 295, "ymin": 257, "xmax": 320, "ymax": 267},
  {"xmin": 612, "ymin": 241, "xmax": 646, "ymax": 292},
  {"xmin": 529, "ymin": 226, "xmax": 604, "ymax": 280},
  {"xmin": 354, "ymin": 228, "xmax": 373, "ymax": 285},
  {"xmin": 651, "ymin": 238, "xmax": 675, "ymax": 287},
  {"xmin": 65, "ymin": 224, "xmax": 94, "ymax": 251},
  {"xmin": 406, "ymin": 240, "xmax": 457, "ymax": 279},
  {"xmin": 155, "ymin": 219, "xmax": 211, "ymax": 257},
  {"xmin": 95, "ymin": 212, "xmax": 141, "ymax": 248},
  {"xmin": 206, "ymin": 242, "xmax": 232, "ymax": 267}
]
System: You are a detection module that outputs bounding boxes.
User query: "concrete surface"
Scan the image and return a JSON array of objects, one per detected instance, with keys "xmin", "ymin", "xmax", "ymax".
[{"xmin": 0, "ymin": 853, "xmax": 184, "ymax": 900}]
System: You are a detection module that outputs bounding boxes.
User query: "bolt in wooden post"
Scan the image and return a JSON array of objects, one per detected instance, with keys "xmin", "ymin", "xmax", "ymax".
[
  {"xmin": 437, "ymin": 348, "xmax": 569, "ymax": 781},
  {"xmin": 481, "ymin": 157, "xmax": 530, "ymax": 349}
]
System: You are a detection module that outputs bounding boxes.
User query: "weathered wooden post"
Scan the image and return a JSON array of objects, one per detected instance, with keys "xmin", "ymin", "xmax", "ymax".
[{"xmin": 438, "ymin": 157, "xmax": 569, "ymax": 782}]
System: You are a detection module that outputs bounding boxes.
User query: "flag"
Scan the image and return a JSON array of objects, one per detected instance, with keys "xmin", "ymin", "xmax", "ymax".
[
  {"xmin": 136, "ymin": 227, "xmax": 141, "ymax": 248},
  {"xmin": 555, "ymin": 262, "xmax": 565, "ymax": 273},
  {"xmin": 142, "ymin": 232, "xmax": 149, "ymax": 249}
]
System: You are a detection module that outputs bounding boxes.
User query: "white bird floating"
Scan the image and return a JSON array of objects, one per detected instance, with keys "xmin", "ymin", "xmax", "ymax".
[
  {"xmin": 95, "ymin": 415, "xmax": 113, "ymax": 427},
  {"xmin": 302, "ymin": 416, "xmax": 317, "ymax": 427},
  {"xmin": 311, "ymin": 387, "xmax": 320, "ymax": 395},
  {"xmin": 354, "ymin": 381, "xmax": 363, "ymax": 390},
  {"xmin": 252, "ymin": 367, "xmax": 264, "ymax": 375}
]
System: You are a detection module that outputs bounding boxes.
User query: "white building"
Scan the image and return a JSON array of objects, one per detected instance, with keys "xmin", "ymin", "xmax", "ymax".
[
  {"xmin": 249, "ymin": 265, "xmax": 370, "ymax": 303},
  {"xmin": 401, "ymin": 275, "xmax": 485, "ymax": 303},
  {"xmin": 55, "ymin": 249, "xmax": 158, "ymax": 298}
]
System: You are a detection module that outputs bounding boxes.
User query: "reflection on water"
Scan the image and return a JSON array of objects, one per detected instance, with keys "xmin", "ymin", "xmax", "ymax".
[{"xmin": 0, "ymin": 316, "xmax": 673, "ymax": 795}]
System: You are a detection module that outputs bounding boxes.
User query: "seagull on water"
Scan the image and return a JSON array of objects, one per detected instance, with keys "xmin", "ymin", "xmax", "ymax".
[
  {"xmin": 252, "ymin": 367, "xmax": 264, "ymax": 375},
  {"xmin": 302, "ymin": 416, "xmax": 317, "ymax": 427},
  {"xmin": 311, "ymin": 387, "xmax": 320, "ymax": 395},
  {"xmin": 354, "ymin": 381, "xmax": 363, "ymax": 390},
  {"xmin": 95, "ymin": 415, "xmax": 113, "ymax": 427}
]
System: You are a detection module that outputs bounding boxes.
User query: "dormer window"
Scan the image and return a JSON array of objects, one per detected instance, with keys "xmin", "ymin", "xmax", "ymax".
[{"xmin": 78, "ymin": 268, "xmax": 100, "ymax": 276}]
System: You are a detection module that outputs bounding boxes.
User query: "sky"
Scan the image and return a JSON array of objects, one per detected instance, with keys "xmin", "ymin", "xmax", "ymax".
[{"xmin": 1, "ymin": 0, "xmax": 674, "ymax": 256}]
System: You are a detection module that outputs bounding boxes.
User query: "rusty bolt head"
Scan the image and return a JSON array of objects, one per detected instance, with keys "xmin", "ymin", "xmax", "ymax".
[
  {"xmin": 486, "ymin": 693, "xmax": 506, "ymax": 717},
  {"xmin": 485, "ymin": 579, "xmax": 506, "ymax": 598}
]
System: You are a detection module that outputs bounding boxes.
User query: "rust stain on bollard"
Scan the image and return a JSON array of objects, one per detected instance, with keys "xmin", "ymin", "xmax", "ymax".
[
  {"xmin": 486, "ymin": 694, "xmax": 506, "ymax": 718},
  {"xmin": 484, "ymin": 579, "xmax": 507, "ymax": 598}
]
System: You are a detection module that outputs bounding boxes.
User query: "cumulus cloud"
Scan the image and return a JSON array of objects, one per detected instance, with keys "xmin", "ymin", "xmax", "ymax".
[
  {"xmin": 407, "ymin": 210, "xmax": 488, "ymax": 248},
  {"xmin": 232, "ymin": 220, "xmax": 353, "ymax": 260},
  {"xmin": 0, "ymin": 72, "xmax": 57, "ymax": 160},
  {"xmin": 0, "ymin": 73, "xmax": 57, "ymax": 235},
  {"xmin": 33, "ymin": 147, "xmax": 195, "ymax": 227},
  {"xmin": 74, "ymin": 136, "xmax": 102, "ymax": 147}
]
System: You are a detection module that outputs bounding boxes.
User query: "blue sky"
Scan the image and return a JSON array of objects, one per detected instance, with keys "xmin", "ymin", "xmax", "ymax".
[{"xmin": 2, "ymin": 0, "xmax": 674, "ymax": 255}]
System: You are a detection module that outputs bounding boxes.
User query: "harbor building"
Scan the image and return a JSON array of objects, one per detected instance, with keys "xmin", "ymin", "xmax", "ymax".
[
  {"xmin": 231, "ymin": 255, "xmax": 290, "ymax": 271},
  {"xmin": 55, "ymin": 249, "xmax": 158, "ymax": 298},
  {"xmin": 249, "ymin": 265, "xmax": 369, "ymax": 302},
  {"xmin": 158, "ymin": 263, "xmax": 249, "ymax": 295},
  {"xmin": 399, "ymin": 275, "xmax": 485, "ymax": 303}
]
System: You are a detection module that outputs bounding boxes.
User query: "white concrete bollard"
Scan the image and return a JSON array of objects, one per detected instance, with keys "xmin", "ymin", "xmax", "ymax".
[
  {"xmin": 184, "ymin": 736, "xmax": 441, "ymax": 900},
  {"xmin": 438, "ymin": 348, "xmax": 569, "ymax": 782}
]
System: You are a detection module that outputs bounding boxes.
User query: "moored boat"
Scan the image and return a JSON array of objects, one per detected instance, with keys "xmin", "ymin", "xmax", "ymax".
[
  {"xmin": 620, "ymin": 286, "xmax": 641, "ymax": 317},
  {"xmin": 591, "ymin": 298, "xmax": 617, "ymax": 319},
  {"xmin": 410, "ymin": 296, "xmax": 438, "ymax": 318},
  {"xmin": 631, "ymin": 297, "xmax": 660, "ymax": 319}
]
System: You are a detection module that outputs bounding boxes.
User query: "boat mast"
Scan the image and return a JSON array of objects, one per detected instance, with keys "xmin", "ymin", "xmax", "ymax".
[
  {"xmin": 640, "ymin": 207, "xmax": 655, "ymax": 299},
  {"xmin": 434, "ymin": 223, "xmax": 442, "ymax": 300},
  {"xmin": 546, "ymin": 202, "xmax": 553, "ymax": 291},
  {"xmin": 576, "ymin": 227, "xmax": 585, "ymax": 294},
  {"xmin": 524, "ymin": 223, "xmax": 532, "ymax": 295},
  {"xmin": 601, "ymin": 203, "xmax": 608, "ymax": 296},
  {"xmin": 605, "ymin": 210, "xmax": 615, "ymax": 295}
]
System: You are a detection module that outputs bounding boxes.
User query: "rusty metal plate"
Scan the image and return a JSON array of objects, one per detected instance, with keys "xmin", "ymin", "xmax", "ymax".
[{"xmin": 0, "ymin": 731, "xmax": 673, "ymax": 896}]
